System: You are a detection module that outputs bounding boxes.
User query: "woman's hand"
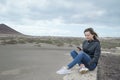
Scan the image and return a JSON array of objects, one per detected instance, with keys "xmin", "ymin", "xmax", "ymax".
[{"xmin": 77, "ymin": 47, "xmax": 82, "ymax": 51}]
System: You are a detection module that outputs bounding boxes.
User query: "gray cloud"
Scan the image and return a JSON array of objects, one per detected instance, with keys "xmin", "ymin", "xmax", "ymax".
[
  {"xmin": 90, "ymin": 0, "xmax": 120, "ymax": 26},
  {"xmin": 0, "ymin": 0, "xmax": 120, "ymax": 37},
  {"xmin": 1, "ymin": 0, "xmax": 119, "ymax": 26}
]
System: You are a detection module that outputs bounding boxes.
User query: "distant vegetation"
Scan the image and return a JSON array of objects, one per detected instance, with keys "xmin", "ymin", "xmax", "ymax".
[
  {"xmin": 0, "ymin": 36, "xmax": 120, "ymax": 49},
  {"xmin": 100, "ymin": 38, "xmax": 120, "ymax": 49},
  {"xmin": 1, "ymin": 23, "xmax": 119, "ymax": 49}
]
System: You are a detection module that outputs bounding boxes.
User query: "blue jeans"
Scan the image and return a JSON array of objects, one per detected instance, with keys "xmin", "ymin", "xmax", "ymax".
[{"xmin": 67, "ymin": 50, "xmax": 96, "ymax": 70}]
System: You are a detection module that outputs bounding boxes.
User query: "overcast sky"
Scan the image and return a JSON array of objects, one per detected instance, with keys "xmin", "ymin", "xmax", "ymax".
[{"xmin": 0, "ymin": 0, "xmax": 120, "ymax": 37}]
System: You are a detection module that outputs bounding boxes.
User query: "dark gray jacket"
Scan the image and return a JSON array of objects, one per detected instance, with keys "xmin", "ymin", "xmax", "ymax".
[{"xmin": 82, "ymin": 39, "xmax": 101, "ymax": 65}]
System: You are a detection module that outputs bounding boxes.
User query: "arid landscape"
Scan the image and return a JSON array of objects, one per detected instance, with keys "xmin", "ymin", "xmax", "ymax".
[{"xmin": 0, "ymin": 24, "xmax": 120, "ymax": 80}]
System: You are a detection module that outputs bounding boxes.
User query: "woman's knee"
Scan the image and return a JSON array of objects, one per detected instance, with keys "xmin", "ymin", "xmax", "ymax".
[
  {"xmin": 88, "ymin": 63, "xmax": 97, "ymax": 71},
  {"xmin": 77, "ymin": 52, "xmax": 83, "ymax": 58},
  {"xmin": 70, "ymin": 50, "xmax": 78, "ymax": 56},
  {"xmin": 77, "ymin": 51, "xmax": 87, "ymax": 59}
]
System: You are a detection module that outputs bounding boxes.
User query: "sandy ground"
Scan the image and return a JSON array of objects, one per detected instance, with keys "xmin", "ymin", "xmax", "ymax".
[{"xmin": 0, "ymin": 43, "xmax": 73, "ymax": 80}]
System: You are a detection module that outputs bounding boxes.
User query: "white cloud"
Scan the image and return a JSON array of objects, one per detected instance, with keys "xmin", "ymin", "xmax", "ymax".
[
  {"xmin": 6, "ymin": 16, "xmax": 70, "ymax": 36},
  {"xmin": 11, "ymin": 24, "xmax": 71, "ymax": 36}
]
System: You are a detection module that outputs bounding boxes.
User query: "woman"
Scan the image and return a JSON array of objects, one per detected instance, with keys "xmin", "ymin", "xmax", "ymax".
[{"xmin": 56, "ymin": 28, "xmax": 101, "ymax": 74}]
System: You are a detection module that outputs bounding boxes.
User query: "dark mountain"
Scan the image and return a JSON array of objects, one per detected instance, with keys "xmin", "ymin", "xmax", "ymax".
[{"xmin": 0, "ymin": 24, "xmax": 22, "ymax": 35}]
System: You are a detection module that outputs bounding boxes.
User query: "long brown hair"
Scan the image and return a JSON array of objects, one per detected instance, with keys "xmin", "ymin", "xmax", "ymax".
[{"xmin": 84, "ymin": 28, "xmax": 98, "ymax": 40}]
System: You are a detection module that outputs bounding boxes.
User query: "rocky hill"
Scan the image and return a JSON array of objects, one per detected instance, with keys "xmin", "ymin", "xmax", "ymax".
[{"xmin": 0, "ymin": 24, "xmax": 22, "ymax": 35}]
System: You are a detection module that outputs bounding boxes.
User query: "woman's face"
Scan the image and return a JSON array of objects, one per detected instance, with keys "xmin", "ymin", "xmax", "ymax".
[{"xmin": 84, "ymin": 31, "xmax": 94, "ymax": 40}]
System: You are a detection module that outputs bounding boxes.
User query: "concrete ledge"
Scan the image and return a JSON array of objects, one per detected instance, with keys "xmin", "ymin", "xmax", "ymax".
[{"xmin": 63, "ymin": 66, "xmax": 97, "ymax": 80}]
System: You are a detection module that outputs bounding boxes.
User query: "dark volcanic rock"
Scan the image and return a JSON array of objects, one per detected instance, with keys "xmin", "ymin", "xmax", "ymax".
[
  {"xmin": 0, "ymin": 24, "xmax": 22, "ymax": 35},
  {"xmin": 97, "ymin": 53, "xmax": 120, "ymax": 80}
]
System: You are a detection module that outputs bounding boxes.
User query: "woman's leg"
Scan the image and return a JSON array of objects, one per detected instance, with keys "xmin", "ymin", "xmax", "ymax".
[
  {"xmin": 67, "ymin": 51, "xmax": 91, "ymax": 69},
  {"xmin": 70, "ymin": 50, "xmax": 78, "ymax": 59},
  {"xmin": 56, "ymin": 51, "xmax": 96, "ymax": 74},
  {"xmin": 81, "ymin": 52, "xmax": 96, "ymax": 70},
  {"xmin": 70, "ymin": 50, "xmax": 83, "ymax": 66}
]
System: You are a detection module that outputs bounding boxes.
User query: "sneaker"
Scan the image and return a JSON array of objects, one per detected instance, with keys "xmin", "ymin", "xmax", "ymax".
[
  {"xmin": 56, "ymin": 66, "xmax": 71, "ymax": 74},
  {"xmin": 79, "ymin": 67, "xmax": 89, "ymax": 74}
]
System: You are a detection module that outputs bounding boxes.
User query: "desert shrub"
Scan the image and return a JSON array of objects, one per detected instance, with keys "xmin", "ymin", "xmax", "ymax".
[
  {"xmin": 37, "ymin": 44, "xmax": 41, "ymax": 47},
  {"xmin": 50, "ymin": 39, "xmax": 64, "ymax": 46},
  {"xmin": 35, "ymin": 43, "xmax": 41, "ymax": 47},
  {"xmin": 68, "ymin": 44, "xmax": 73, "ymax": 47},
  {"xmin": 38, "ymin": 39, "xmax": 53, "ymax": 44},
  {"xmin": 56, "ymin": 42, "xmax": 64, "ymax": 47},
  {"xmin": 1, "ymin": 39, "xmax": 17, "ymax": 44},
  {"xmin": 71, "ymin": 41, "xmax": 81, "ymax": 46},
  {"xmin": 25, "ymin": 38, "xmax": 35, "ymax": 43},
  {"xmin": 0, "ymin": 40, "xmax": 6, "ymax": 45},
  {"xmin": 18, "ymin": 39, "xmax": 26, "ymax": 44},
  {"xmin": 101, "ymin": 41, "xmax": 120, "ymax": 49}
]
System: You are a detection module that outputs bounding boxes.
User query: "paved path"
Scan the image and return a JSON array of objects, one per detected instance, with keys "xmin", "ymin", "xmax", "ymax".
[{"xmin": 0, "ymin": 44, "xmax": 71, "ymax": 80}]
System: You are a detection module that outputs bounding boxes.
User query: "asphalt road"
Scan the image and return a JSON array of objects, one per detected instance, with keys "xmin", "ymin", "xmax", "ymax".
[{"xmin": 0, "ymin": 44, "xmax": 71, "ymax": 80}]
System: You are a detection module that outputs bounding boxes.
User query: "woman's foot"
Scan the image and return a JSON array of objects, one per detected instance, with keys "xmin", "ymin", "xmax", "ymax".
[
  {"xmin": 79, "ymin": 67, "xmax": 89, "ymax": 74},
  {"xmin": 56, "ymin": 66, "xmax": 72, "ymax": 74}
]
